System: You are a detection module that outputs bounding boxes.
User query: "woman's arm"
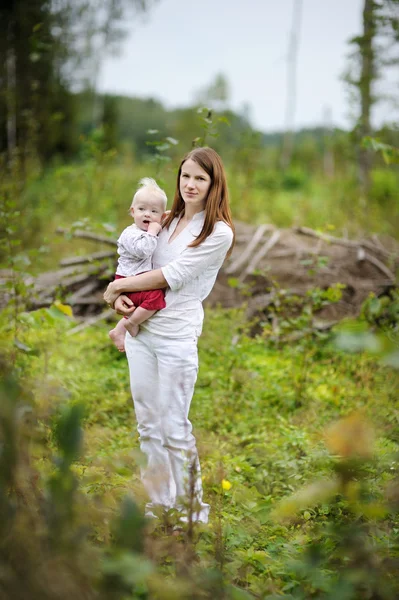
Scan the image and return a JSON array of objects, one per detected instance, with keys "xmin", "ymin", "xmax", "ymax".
[
  {"xmin": 104, "ymin": 269, "xmax": 168, "ymax": 307},
  {"xmin": 104, "ymin": 223, "xmax": 233, "ymax": 307},
  {"xmin": 162, "ymin": 224, "xmax": 233, "ymax": 291}
]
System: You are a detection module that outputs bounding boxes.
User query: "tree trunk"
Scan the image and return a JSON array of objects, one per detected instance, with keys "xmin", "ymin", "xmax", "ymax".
[
  {"xmin": 280, "ymin": 0, "xmax": 303, "ymax": 171},
  {"xmin": 358, "ymin": 0, "xmax": 376, "ymax": 195},
  {"xmin": 6, "ymin": 22, "xmax": 17, "ymax": 158}
]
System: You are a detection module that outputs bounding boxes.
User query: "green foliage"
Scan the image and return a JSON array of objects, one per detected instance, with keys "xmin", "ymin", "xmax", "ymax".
[
  {"xmin": 259, "ymin": 283, "xmax": 345, "ymax": 346},
  {"xmin": 0, "ymin": 301, "xmax": 398, "ymax": 598},
  {"xmin": 281, "ymin": 166, "xmax": 309, "ymax": 191},
  {"xmin": 334, "ymin": 290, "xmax": 399, "ymax": 369},
  {"xmin": 145, "ymin": 129, "xmax": 179, "ymax": 182},
  {"xmin": 1, "ymin": 107, "xmax": 399, "ymax": 598},
  {"xmin": 370, "ymin": 168, "xmax": 399, "ymax": 205},
  {"xmin": 193, "ymin": 107, "xmax": 230, "ymax": 147},
  {"xmin": 363, "ymin": 137, "xmax": 399, "ymax": 165}
]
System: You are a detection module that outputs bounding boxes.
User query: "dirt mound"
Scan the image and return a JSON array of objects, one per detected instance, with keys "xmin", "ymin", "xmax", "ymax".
[{"xmin": 207, "ymin": 223, "xmax": 398, "ymax": 322}]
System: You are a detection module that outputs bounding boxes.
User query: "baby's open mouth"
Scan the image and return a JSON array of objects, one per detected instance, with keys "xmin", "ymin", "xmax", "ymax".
[{"xmin": 143, "ymin": 219, "xmax": 150, "ymax": 224}]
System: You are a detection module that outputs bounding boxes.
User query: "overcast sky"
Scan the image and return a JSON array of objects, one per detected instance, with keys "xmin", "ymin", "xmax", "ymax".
[{"xmin": 98, "ymin": 0, "xmax": 394, "ymax": 132}]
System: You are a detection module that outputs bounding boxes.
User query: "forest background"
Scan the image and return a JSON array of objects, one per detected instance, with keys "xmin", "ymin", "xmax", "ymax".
[{"xmin": 1, "ymin": 1, "xmax": 399, "ymax": 599}]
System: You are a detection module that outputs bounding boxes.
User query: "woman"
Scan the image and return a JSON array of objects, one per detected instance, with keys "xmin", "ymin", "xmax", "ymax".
[{"xmin": 104, "ymin": 147, "xmax": 235, "ymax": 523}]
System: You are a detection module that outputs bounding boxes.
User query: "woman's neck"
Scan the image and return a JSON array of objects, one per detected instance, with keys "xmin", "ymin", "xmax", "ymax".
[{"xmin": 182, "ymin": 206, "xmax": 204, "ymax": 222}]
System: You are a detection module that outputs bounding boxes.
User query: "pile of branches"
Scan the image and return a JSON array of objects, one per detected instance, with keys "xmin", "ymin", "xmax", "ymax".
[
  {"xmin": 211, "ymin": 222, "xmax": 398, "ymax": 323},
  {"xmin": 1, "ymin": 223, "xmax": 398, "ymax": 331}
]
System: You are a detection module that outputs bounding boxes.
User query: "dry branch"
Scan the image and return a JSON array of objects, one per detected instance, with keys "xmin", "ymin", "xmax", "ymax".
[
  {"xmin": 226, "ymin": 224, "xmax": 272, "ymax": 274},
  {"xmin": 56, "ymin": 227, "xmax": 117, "ymax": 246},
  {"xmin": 242, "ymin": 230, "xmax": 281, "ymax": 279},
  {"xmin": 60, "ymin": 250, "xmax": 116, "ymax": 266},
  {"xmin": 67, "ymin": 281, "xmax": 100, "ymax": 304},
  {"xmin": 67, "ymin": 309, "xmax": 115, "ymax": 336},
  {"xmin": 2, "ymin": 221, "xmax": 396, "ymax": 329},
  {"xmin": 295, "ymin": 226, "xmax": 392, "ymax": 259},
  {"xmin": 360, "ymin": 252, "xmax": 395, "ymax": 281}
]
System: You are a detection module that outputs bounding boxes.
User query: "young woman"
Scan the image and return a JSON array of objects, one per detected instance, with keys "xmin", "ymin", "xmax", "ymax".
[{"xmin": 104, "ymin": 147, "xmax": 235, "ymax": 523}]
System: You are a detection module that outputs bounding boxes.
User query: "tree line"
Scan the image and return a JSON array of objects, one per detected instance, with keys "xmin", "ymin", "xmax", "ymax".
[{"xmin": 0, "ymin": 0, "xmax": 398, "ymax": 191}]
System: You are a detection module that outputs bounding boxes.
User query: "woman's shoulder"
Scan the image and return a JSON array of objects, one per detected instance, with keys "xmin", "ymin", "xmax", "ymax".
[{"xmin": 213, "ymin": 220, "xmax": 234, "ymax": 240}]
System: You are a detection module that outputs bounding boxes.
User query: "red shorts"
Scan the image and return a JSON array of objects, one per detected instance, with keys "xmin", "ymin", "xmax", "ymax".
[{"xmin": 115, "ymin": 274, "xmax": 166, "ymax": 311}]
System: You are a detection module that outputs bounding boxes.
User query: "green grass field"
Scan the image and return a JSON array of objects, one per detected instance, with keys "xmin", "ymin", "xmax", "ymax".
[
  {"xmin": 1, "ymin": 150, "xmax": 398, "ymax": 598},
  {"xmin": 1, "ymin": 300, "xmax": 398, "ymax": 599}
]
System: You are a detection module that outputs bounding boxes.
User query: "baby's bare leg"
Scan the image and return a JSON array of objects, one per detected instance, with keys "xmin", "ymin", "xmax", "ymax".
[
  {"xmin": 124, "ymin": 307, "xmax": 156, "ymax": 337},
  {"xmin": 109, "ymin": 317, "xmax": 130, "ymax": 352}
]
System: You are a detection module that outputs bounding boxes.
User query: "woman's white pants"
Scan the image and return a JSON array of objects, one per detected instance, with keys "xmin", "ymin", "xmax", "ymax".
[{"xmin": 125, "ymin": 329, "xmax": 210, "ymax": 523}]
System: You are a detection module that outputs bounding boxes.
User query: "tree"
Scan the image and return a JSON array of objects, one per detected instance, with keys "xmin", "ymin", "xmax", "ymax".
[
  {"xmin": 345, "ymin": 0, "xmax": 399, "ymax": 194},
  {"xmin": 280, "ymin": 0, "xmax": 303, "ymax": 171},
  {"xmin": 0, "ymin": 0, "xmax": 155, "ymax": 164},
  {"xmin": 194, "ymin": 73, "xmax": 231, "ymax": 111}
]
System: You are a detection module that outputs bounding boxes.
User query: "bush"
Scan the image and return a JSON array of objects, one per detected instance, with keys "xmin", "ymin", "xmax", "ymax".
[{"xmin": 370, "ymin": 168, "xmax": 399, "ymax": 205}]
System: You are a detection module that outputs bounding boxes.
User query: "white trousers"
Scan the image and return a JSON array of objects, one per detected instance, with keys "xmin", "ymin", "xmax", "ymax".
[{"xmin": 125, "ymin": 329, "xmax": 210, "ymax": 523}]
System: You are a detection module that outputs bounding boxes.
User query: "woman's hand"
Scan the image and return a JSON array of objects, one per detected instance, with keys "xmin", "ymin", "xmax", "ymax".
[
  {"xmin": 104, "ymin": 281, "xmax": 121, "ymax": 307},
  {"xmin": 114, "ymin": 295, "xmax": 136, "ymax": 316}
]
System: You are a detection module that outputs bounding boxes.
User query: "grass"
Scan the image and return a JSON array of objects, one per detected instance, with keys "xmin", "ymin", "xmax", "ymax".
[
  {"xmin": 1, "ymin": 152, "xmax": 398, "ymax": 598},
  {"xmin": 1, "ymin": 302, "xmax": 398, "ymax": 598},
  {"xmin": 9, "ymin": 155, "xmax": 398, "ymax": 276}
]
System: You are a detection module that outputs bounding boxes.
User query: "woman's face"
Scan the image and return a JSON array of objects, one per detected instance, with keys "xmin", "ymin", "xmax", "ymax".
[{"xmin": 179, "ymin": 159, "xmax": 211, "ymax": 212}]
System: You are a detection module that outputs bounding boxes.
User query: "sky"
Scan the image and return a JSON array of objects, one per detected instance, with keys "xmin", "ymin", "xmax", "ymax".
[{"xmin": 98, "ymin": 0, "xmax": 394, "ymax": 133}]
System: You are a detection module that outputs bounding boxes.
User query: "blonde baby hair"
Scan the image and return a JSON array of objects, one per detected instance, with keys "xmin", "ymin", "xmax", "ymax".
[{"xmin": 131, "ymin": 177, "xmax": 167, "ymax": 211}]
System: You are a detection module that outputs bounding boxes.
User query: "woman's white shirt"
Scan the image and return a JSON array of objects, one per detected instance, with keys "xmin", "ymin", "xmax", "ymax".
[{"xmin": 141, "ymin": 211, "xmax": 233, "ymax": 339}]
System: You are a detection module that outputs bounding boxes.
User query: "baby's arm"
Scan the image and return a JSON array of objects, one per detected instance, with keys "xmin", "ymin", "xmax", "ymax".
[
  {"xmin": 105, "ymin": 225, "xmax": 233, "ymax": 307},
  {"xmin": 120, "ymin": 223, "xmax": 161, "ymax": 259}
]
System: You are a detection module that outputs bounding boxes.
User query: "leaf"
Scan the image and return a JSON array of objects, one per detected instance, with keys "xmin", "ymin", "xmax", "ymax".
[
  {"xmin": 14, "ymin": 339, "xmax": 38, "ymax": 355},
  {"xmin": 155, "ymin": 143, "xmax": 170, "ymax": 152},
  {"xmin": 112, "ymin": 496, "xmax": 146, "ymax": 552},
  {"xmin": 102, "ymin": 552, "xmax": 153, "ymax": 587},
  {"xmin": 146, "ymin": 129, "xmax": 158, "ymax": 135},
  {"xmin": 54, "ymin": 403, "xmax": 85, "ymax": 464},
  {"xmin": 53, "ymin": 301, "xmax": 73, "ymax": 317},
  {"xmin": 228, "ymin": 278, "xmax": 240, "ymax": 288},
  {"xmin": 165, "ymin": 136, "xmax": 179, "ymax": 145},
  {"xmin": 325, "ymin": 413, "xmax": 374, "ymax": 459},
  {"xmin": 227, "ymin": 584, "xmax": 255, "ymax": 599}
]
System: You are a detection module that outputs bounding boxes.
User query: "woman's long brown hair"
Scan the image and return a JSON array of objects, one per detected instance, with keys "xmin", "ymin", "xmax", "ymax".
[{"xmin": 162, "ymin": 147, "xmax": 235, "ymax": 255}]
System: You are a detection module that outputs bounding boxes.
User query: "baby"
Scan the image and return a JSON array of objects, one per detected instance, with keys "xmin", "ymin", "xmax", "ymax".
[{"xmin": 109, "ymin": 178, "xmax": 167, "ymax": 351}]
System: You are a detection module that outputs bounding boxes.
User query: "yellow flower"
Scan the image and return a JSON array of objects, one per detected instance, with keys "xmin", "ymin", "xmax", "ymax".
[{"xmin": 222, "ymin": 479, "xmax": 232, "ymax": 491}]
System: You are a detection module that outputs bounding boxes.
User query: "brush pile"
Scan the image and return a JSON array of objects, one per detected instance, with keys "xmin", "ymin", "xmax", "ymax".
[{"xmin": 1, "ymin": 223, "xmax": 398, "ymax": 328}]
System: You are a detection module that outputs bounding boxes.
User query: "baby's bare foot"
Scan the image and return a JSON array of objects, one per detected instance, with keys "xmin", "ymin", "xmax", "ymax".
[
  {"xmin": 124, "ymin": 320, "xmax": 139, "ymax": 337},
  {"xmin": 109, "ymin": 328, "xmax": 126, "ymax": 352}
]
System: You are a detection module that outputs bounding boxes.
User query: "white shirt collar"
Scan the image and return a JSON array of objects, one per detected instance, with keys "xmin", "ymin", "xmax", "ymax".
[{"xmin": 191, "ymin": 210, "xmax": 205, "ymax": 222}]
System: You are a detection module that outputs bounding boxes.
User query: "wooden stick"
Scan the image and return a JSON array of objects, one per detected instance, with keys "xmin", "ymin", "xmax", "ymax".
[
  {"xmin": 56, "ymin": 227, "xmax": 117, "ymax": 247},
  {"xmin": 60, "ymin": 250, "xmax": 116, "ymax": 266},
  {"xmin": 67, "ymin": 309, "xmax": 115, "ymax": 336},
  {"xmin": 363, "ymin": 252, "xmax": 396, "ymax": 281},
  {"xmin": 295, "ymin": 226, "xmax": 392, "ymax": 258},
  {"xmin": 371, "ymin": 234, "xmax": 387, "ymax": 253},
  {"xmin": 62, "ymin": 272, "xmax": 104, "ymax": 287},
  {"xmin": 226, "ymin": 224, "xmax": 271, "ymax": 274},
  {"xmin": 67, "ymin": 281, "xmax": 101, "ymax": 303},
  {"xmin": 242, "ymin": 230, "xmax": 281, "ymax": 278},
  {"xmin": 67, "ymin": 296, "xmax": 104, "ymax": 305}
]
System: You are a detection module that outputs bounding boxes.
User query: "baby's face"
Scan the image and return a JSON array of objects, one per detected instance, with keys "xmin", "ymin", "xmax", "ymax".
[{"xmin": 131, "ymin": 191, "xmax": 164, "ymax": 231}]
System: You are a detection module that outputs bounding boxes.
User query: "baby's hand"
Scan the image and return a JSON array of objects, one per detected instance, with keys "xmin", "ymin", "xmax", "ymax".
[{"xmin": 147, "ymin": 222, "xmax": 162, "ymax": 235}]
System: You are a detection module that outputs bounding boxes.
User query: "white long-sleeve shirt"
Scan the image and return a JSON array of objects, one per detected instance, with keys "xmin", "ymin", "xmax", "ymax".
[
  {"xmin": 141, "ymin": 211, "xmax": 233, "ymax": 339},
  {"xmin": 116, "ymin": 224, "xmax": 158, "ymax": 277}
]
